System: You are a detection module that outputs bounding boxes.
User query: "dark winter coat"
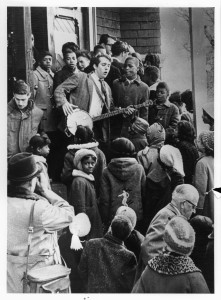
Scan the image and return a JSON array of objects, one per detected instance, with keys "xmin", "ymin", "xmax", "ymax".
[
  {"xmin": 78, "ymin": 233, "xmax": 137, "ymax": 293},
  {"xmin": 69, "ymin": 171, "xmax": 103, "ymax": 240},
  {"xmin": 99, "ymin": 158, "xmax": 146, "ymax": 227},
  {"xmin": 132, "ymin": 253, "xmax": 209, "ymax": 293}
]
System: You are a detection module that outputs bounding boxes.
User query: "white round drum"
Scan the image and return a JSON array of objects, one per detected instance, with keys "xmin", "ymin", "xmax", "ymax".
[{"xmin": 66, "ymin": 109, "xmax": 93, "ymax": 135}]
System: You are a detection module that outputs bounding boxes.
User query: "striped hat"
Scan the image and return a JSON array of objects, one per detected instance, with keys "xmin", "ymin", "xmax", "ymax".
[
  {"xmin": 164, "ymin": 216, "xmax": 195, "ymax": 256},
  {"xmin": 198, "ymin": 130, "xmax": 214, "ymax": 153}
]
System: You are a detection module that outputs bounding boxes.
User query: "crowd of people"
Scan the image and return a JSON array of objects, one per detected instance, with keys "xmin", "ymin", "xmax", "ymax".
[{"xmin": 7, "ymin": 33, "xmax": 214, "ymax": 293}]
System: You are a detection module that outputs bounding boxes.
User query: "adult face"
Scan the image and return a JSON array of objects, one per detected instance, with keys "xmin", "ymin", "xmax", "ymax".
[
  {"xmin": 14, "ymin": 93, "xmax": 31, "ymax": 110},
  {"xmin": 64, "ymin": 52, "xmax": 77, "ymax": 71},
  {"xmin": 156, "ymin": 88, "xmax": 169, "ymax": 104},
  {"xmin": 94, "ymin": 57, "xmax": 111, "ymax": 79},
  {"xmin": 180, "ymin": 199, "xmax": 197, "ymax": 220},
  {"xmin": 77, "ymin": 56, "xmax": 90, "ymax": 71},
  {"xmin": 40, "ymin": 55, "xmax": 52, "ymax": 72},
  {"xmin": 105, "ymin": 37, "xmax": 116, "ymax": 55},
  {"xmin": 124, "ymin": 59, "xmax": 138, "ymax": 80}
]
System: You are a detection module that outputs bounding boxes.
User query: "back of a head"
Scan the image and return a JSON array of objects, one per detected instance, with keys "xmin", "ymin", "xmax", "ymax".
[
  {"xmin": 177, "ymin": 120, "xmax": 196, "ymax": 143},
  {"xmin": 181, "ymin": 90, "xmax": 193, "ymax": 112},
  {"xmin": 13, "ymin": 80, "xmax": 30, "ymax": 95},
  {"xmin": 74, "ymin": 125, "xmax": 95, "ymax": 144},
  {"xmin": 146, "ymin": 122, "xmax": 165, "ymax": 146},
  {"xmin": 172, "ymin": 184, "xmax": 199, "ymax": 207},
  {"xmin": 198, "ymin": 130, "xmax": 214, "ymax": 156},
  {"xmin": 169, "ymin": 91, "xmax": 182, "ymax": 104},
  {"xmin": 111, "ymin": 40, "xmax": 128, "ymax": 56},
  {"xmin": 144, "ymin": 65, "xmax": 160, "ymax": 82},
  {"xmin": 110, "ymin": 137, "xmax": 136, "ymax": 159},
  {"xmin": 144, "ymin": 53, "xmax": 160, "ymax": 68},
  {"xmin": 164, "ymin": 216, "xmax": 195, "ymax": 256},
  {"xmin": 99, "ymin": 34, "xmax": 116, "ymax": 45},
  {"xmin": 111, "ymin": 215, "xmax": 133, "ymax": 241}
]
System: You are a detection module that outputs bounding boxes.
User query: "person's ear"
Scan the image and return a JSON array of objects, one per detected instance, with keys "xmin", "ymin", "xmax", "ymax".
[
  {"xmin": 93, "ymin": 64, "xmax": 97, "ymax": 71},
  {"xmin": 37, "ymin": 147, "xmax": 41, "ymax": 154}
]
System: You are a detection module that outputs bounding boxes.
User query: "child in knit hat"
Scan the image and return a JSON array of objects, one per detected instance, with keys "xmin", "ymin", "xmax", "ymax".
[
  {"xmin": 127, "ymin": 117, "xmax": 149, "ymax": 152},
  {"xmin": 194, "ymin": 130, "xmax": 214, "ymax": 221},
  {"xmin": 69, "ymin": 148, "xmax": 103, "ymax": 240},
  {"xmin": 132, "ymin": 216, "xmax": 210, "ymax": 293}
]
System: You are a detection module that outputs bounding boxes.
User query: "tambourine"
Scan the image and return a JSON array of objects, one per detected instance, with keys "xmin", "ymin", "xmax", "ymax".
[{"xmin": 65, "ymin": 109, "xmax": 93, "ymax": 137}]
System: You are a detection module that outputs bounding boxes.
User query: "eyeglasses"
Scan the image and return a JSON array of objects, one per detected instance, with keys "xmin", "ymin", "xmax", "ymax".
[{"xmin": 184, "ymin": 200, "xmax": 196, "ymax": 210}]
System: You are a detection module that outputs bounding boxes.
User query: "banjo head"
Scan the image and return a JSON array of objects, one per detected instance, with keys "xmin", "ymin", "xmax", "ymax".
[{"xmin": 66, "ymin": 109, "xmax": 93, "ymax": 135}]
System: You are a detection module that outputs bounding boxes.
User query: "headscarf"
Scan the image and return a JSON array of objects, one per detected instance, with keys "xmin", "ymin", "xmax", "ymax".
[{"xmin": 146, "ymin": 122, "xmax": 165, "ymax": 148}]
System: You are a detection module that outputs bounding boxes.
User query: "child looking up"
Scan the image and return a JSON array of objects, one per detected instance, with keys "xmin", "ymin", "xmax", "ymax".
[{"xmin": 69, "ymin": 149, "xmax": 103, "ymax": 240}]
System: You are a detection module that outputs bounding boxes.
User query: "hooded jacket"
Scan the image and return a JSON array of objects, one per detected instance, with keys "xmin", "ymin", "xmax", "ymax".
[{"xmin": 99, "ymin": 158, "xmax": 146, "ymax": 226}]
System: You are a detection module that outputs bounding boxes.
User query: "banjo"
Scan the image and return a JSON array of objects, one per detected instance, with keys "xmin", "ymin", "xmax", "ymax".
[{"xmin": 65, "ymin": 100, "xmax": 152, "ymax": 136}]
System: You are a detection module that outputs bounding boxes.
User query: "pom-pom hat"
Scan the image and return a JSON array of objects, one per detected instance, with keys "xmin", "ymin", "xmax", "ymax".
[
  {"xmin": 164, "ymin": 216, "xmax": 195, "ymax": 256},
  {"xmin": 69, "ymin": 213, "xmax": 91, "ymax": 250},
  {"xmin": 8, "ymin": 152, "xmax": 42, "ymax": 182},
  {"xmin": 160, "ymin": 145, "xmax": 185, "ymax": 177}
]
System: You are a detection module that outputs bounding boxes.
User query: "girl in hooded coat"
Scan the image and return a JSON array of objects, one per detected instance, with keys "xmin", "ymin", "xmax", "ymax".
[
  {"xmin": 69, "ymin": 148, "xmax": 103, "ymax": 240},
  {"xmin": 99, "ymin": 138, "xmax": 146, "ymax": 234}
]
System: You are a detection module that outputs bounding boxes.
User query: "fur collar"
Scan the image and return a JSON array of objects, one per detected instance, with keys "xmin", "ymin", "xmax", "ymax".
[
  {"xmin": 148, "ymin": 253, "xmax": 200, "ymax": 275},
  {"xmin": 67, "ymin": 142, "xmax": 99, "ymax": 150},
  {"xmin": 72, "ymin": 169, "xmax": 95, "ymax": 181}
]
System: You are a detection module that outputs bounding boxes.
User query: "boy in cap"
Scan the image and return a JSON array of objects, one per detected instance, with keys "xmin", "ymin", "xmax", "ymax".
[
  {"xmin": 7, "ymin": 80, "xmax": 43, "ymax": 158},
  {"xmin": 78, "ymin": 214, "xmax": 137, "ymax": 293},
  {"xmin": 133, "ymin": 216, "xmax": 209, "ymax": 293}
]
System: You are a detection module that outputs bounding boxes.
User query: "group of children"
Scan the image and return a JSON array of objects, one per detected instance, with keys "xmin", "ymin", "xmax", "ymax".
[{"xmin": 7, "ymin": 35, "xmax": 214, "ymax": 293}]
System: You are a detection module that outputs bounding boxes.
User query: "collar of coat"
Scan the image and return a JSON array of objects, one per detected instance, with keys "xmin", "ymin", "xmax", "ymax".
[
  {"xmin": 104, "ymin": 232, "xmax": 124, "ymax": 246},
  {"xmin": 8, "ymin": 98, "xmax": 34, "ymax": 116},
  {"xmin": 148, "ymin": 253, "xmax": 200, "ymax": 275},
  {"xmin": 153, "ymin": 99, "xmax": 171, "ymax": 108},
  {"xmin": 36, "ymin": 66, "xmax": 54, "ymax": 79},
  {"xmin": 67, "ymin": 141, "xmax": 99, "ymax": 150},
  {"xmin": 72, "ymin": 169, "xmax": 95, "ymax": 181},
  {"xmin": 118, "ymin": 75, "xmax": 141, "ymax": 85}
]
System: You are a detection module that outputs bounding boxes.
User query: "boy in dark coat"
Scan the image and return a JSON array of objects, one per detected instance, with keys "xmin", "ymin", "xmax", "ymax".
[{"xmin": 78, "ymin": 215, "xmax": 137, "ymax": 293}]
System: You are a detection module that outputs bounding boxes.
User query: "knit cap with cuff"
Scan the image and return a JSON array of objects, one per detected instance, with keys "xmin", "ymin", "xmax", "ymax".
[
  {"xmin": 160, "ymin": 144, "xmax": 185, "ymax": 177},
  {"xmin": 164, "ymin": 216, "xmax": 195, "ymax": 256},
  {"xmin": 198, "ymin": 130, "xmax": 214, "ymax": 153},
  {"xmin": 73, "ymin": 148, "xmax": 97, "ymax": 171}
]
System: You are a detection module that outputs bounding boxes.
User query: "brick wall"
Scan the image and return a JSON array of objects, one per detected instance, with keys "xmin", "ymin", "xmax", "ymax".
[{"xmin": 96, "ymin": 7, "xmax": 161, "ymax": 54}]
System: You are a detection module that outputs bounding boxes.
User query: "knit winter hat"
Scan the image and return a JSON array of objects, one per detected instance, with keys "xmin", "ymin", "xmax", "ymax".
[
  {"xmin": 115, "ymin": 206, "xmax": 137, "ymax": 230},
  {"xmin": 110, "ymin": 137, "xmax": 136, "ymax": 158},
  {"xmin": 198, "ymin": 130, "xmax": 214, "ymax": 153},
  {"xmin": 202, "ymin": 102, "xmax": 214, "ymax": 119},
  {"xmin": 160, "ymin": 145, "xmax": 185, "ymax": 176},
  {"xmin": 146, "ymin": 122, "xmax": 165, "ymax": 147},
  {"xmin": 131, "ymin": 117, "xmax": 149, "ymax": 135},
  {"xmin": 69, "ymin": 213, "xmax": 91, "ymax": 250},
  {"xmin": 164, "ymin": 216, "xmax": 195, "ymax": 256},
  {"xmin": 73, "ymin": 148, "xmax": 97, "ymax": 171}
]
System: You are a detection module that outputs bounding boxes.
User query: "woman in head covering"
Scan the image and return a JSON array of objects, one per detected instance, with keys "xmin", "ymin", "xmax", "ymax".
[
  {"xmin": 132, "ymin": 216, "xmax": 210, "ymax": 293},
  {"xmin": 176, "ymin": 120, "xmax": 199, "ymax": 184},
  {"xmin": 99, "ymin": 137, "xmax": 146, "ymax": 234},
  {"xmin": 194, "ymin": 130, "xmax": 214, "ymax": 221}
]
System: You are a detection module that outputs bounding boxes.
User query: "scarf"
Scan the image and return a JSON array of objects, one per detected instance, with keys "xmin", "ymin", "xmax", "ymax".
[
  {"xmin": 72, "ymin": 169, "xmax": 95, "ymax": 181},
  {"xmin": 7, "ymin": 185, "xmax": 44, "ymax": 200}
]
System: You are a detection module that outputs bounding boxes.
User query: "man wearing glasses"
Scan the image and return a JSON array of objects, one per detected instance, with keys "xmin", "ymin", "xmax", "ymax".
[
  {"xmin": 99, "ymin": 34, "xmax": 116, "ymax": 56},
  {"xmin": 135, "ymin": 184, "xmax": 199, "ymax": 279}
]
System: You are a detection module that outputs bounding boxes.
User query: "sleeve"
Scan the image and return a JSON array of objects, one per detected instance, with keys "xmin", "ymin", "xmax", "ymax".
[
  {"xmin": 54, "ymin": 73, "xmax": 80, "ymax": 107},
  {"xmin": 60, "ymin": 153, "xmax": 74, "ymax": 185},
  {"xmin": 170, "ymin": 171, "xmax": 184, "ymax": 192},
  {"xmin": 69, "ymin": 178, "xmax": 87, "ymax": 214},
  {"xmin": 132, "ymin": 268, "xmax": 149, "ymax": 293},
  {"xmin": 139, "ymin": 86, "xmax": 150, "ymax": 122},
  {"xmin": 190, "ymin": 273, "xmax": 210, "ymax": 293},
  {"xmin": 98, "ymin": 170, "xmax": 111, "ymax": 225},
  {"xmin": 194, "ymin": 160, "xmax": 207, "ymax": 210},
  {"xmin": 123, "ymin": 254, "xmax": 137, "ymax": 292},
  {"xmin": 168, "ymin": 105, "xmax": 179, "ymax": 130},
  {"xmin": 37, "ymin": 196, "xmax": 75, "ymax": 232},
  {"xmin": 141, "ymin": 213, "xmax": 171, "ymax": 265}
]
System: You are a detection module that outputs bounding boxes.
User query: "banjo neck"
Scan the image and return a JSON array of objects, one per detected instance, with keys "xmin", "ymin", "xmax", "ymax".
[{"xmin": 92, "ymin": 100, "xmax": 152, "ymax": 122}]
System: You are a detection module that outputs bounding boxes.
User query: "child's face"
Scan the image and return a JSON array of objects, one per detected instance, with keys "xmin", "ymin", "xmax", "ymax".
[
  {"xmin": 77, "ymin": 56, "xmax": 90, "ymax": 71},
  {"xmin": 14, "ymin": 93, "xmax": 31, "ymax": 110},
  {"xmin": 38, "ymin": 145, "xmax": 50, "ymax": 157},
  {"xmin": 124, "ymin": 60, "xmax": 138, "ymax": 80},
  {"xmin": 81, "ymin": 157, "xmax": 96, "ymax": 174},
  {"xmin": 156, "ymin": 88, "xmax": 169, "ymax": 104},
  {"xmin": 93, "ymin": 57, "xmax": 111, "ymax": 79},
  {"xmin": 64, "ymin": 52, "xmax": 77, "ymax": 71},
  {"xmin": 40, "ymin": 55, "xmax": 52, "ymax": 71}
]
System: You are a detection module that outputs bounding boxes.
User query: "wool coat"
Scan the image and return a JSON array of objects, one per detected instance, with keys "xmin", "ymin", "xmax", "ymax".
[
  {"xmin": 69, "ymin": 171, "xmax": 103, "ymax": 240},
  {"xmin": 78, "ymin": 233, "xmax": 137, "ymax": 293},
  {"xmin": 132, "ymin": 253, "xmax": 209, "ymax": 293},
  {"xmin": 7, "ymin": 192, "xmax": 75, "ymax": 293},
  {"xmin": 99, "ymin": 157, "xmax": 146, "ymax": 227},
  {"xmin": 194, "ymin": 155, "xmax": 214, "ymax": 221},
  {"xmin": 33, "ymin": 66, "xmax": 56, "ymax": 132},
  {"xmin": 7, "ymin": 99, "xmax": 43, "ymax": 158},
  {"xmin": 61, "ymin": 142, "xmax": 106, "ymax": 197}
]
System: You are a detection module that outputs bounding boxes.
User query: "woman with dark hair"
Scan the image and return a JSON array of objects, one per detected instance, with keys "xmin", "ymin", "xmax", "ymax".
[
  {"xmin": 76, "ymin": 50, "xmax": 91, "ymax": 72},
  {"xmin": 194, "ymin": 130, "xmax": 214, "ymax": 221},
  {"xmin": 99, "ymin": 137, "xmax": 146, "ymax": 234},
  {"xmin": 176, "ymin": 120, "xmax": 199, "ymax": 184}
]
